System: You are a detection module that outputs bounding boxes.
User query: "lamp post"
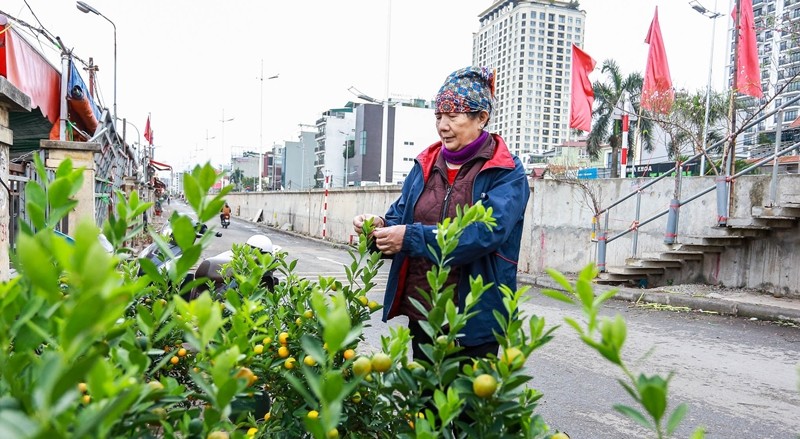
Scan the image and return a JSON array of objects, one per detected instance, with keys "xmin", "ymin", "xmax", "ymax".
[
  {"xmin": 339, "ymin": 129, "xmax": 355, "ymax": 188},
  {"xmin": 117, "ymin": 117, "xmax": 140, "ymax": 174},
  {"xmin": 220, "ymin": 109, "xmax": 234, "ymax": 185},
  {"xmin": 117, "ymin": 117, "xmax": 140, "ymax": 148},
  {"xmin": 205, "ymin": 129, "xmax": 216, "ymax": 163},
  {"xmin": 689, "ymin": 0, "xmax": 722, "ymax": 176},
  {"xmin": 257, "ymin": 60, "xmax": 280, "ymax": 191},
  {"xmin": 76, "ymin": 1, "xmax": 116, "ymax": 122},
  {"xmin": 380, "ymin": 0, "xmax": 392, "ymax": 185}
]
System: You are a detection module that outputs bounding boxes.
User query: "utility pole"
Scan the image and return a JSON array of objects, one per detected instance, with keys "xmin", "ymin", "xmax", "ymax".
[
  {"xmin": 259, "ymin": 60, "xmax": 264, "ymax": 191},
  {"xmin": 718, "ymin": 0, "xmax": 742, "ymax": 226}
]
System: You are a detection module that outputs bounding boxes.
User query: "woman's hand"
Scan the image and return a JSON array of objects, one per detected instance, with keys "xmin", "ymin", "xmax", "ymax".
[
  {"xmin": 353, "ymin": 214, "xmax": 385, "ymax": 234},
  {"xmin": 372, "ymin": 225, "xmax": 406, "ymax": 255}
]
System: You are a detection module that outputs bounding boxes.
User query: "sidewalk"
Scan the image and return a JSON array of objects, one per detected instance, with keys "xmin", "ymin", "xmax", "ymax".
[
  {"xmin": 520, "ymin": 273, "xmax": 800, "ymax": 326},
  {"xmin": 255, "ymin": 222, "xmax": 800, "ymax": 327}
]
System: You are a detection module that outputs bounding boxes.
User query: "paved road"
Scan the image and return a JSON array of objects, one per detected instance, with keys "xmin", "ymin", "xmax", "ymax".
[{"xmin": 174, "ymin": 203, "xmax": 800, "ymax": 438}]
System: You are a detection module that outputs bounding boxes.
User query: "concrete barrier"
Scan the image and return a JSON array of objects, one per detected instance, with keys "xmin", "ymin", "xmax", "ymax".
[{"xmin": 226, "ymin": 173, "xmax": 800, "ymax": 298}]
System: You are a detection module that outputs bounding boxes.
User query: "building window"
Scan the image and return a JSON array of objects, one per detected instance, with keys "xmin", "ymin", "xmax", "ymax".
[{"xmin": 360, "ymin": 130, "xmax": 367, "ymax": 155}]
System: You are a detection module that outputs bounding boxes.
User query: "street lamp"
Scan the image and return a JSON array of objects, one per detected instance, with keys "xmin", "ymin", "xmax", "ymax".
[
  {"xmin": 339, "ymin": 129, "xmax": 355, "ymax": 188},
  {"xmin": 76, "ymin": 1, "xmax": 116, "ymax": 122},
  {"xmin": 117, "ymin": 117, "xmax": 140, "ymax": 175},
  {"xmin": 689, "ymin": 0, "xmax": 722, "ymax": 175},
  {"xmin": 220, "ymin": 109, "xmax": 235, "ymax": 182},
  {"xmin": 381, "ymin": 0, "xmax": 392, "ymax": 185},
  {"xmin": 116, "ymin": 117, "xmax": 140, "ymax": 148},
  {"xmin": 205, "ymin": 129, "xmax": 216, "ymax": 162},
  {"xmin": 257, "ymin": 60, "xmax": 279, "ymax": 192}
]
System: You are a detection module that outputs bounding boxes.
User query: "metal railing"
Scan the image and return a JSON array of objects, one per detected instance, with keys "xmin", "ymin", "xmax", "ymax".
[
  {"xmin": 8, "ymin": 151, "xmax": 60, "ymax": 249},
  {"xmin": 595, "ymin": 93, "xmax": 800, "ymax": 272}
]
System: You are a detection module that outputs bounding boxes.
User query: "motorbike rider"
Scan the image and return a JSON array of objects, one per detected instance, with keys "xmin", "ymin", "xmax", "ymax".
[{"xmin": 220, "ymin": 202, "xmax": 232, "ymax": 224}]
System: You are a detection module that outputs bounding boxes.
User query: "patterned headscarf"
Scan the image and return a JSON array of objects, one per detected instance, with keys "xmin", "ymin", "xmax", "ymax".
[{"xmin": 435, "ymin": 66, "xmax": 495, "ymax": 115}]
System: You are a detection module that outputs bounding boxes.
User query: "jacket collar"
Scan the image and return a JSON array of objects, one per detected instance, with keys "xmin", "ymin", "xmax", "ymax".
[{"xmin": 417, "ymin": 133, "xmax": 515, "ymax": 182}]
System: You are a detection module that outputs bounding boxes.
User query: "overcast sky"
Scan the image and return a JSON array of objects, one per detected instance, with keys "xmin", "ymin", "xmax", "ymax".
[{"xmin": 4, "ymin": 0, "xmax": 732, "ymax": 170}]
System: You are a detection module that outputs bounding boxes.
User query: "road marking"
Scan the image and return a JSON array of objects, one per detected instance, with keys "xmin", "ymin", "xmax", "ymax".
[{"xmin": 317, "ymin": 257, "xmax": 346, "ymax": 266}]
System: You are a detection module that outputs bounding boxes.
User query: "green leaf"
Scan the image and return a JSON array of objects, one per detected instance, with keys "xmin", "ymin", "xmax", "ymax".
[
  {"xmin": 637, "ymin": 374, "xmax": 668, "ymax": 422},
  {"xmin": 690, "ymin": 426, "xmax": 707, "ymax": 439},
  {"xmin": 25, "ymin": 183, "xmax": 47, "ymax": 230},
  {"xmin": 174, "ymin": 245, "xmax": 203, "ymax": 281},
  {"xmin": 593, "ymin": 288, "xmax": 618, "ymax": 307},
  {"xmin": 614, "ymin": 404, "xmax": 654, "ymax": 431},
  {"xmin": 541, "ymin": 288, "xmax": 575, "ymax": 305},
  {"xmin": 216, "ymin": 378, "xmax": 240, "ymax": 411},
  {"xmin": 171, "ymin": 214, "xmax": 197, "ymax": 250},
  {"xmin": 562, "ymin": 317, "xmax": 585, "ymax": 335},
  {"xmin": 575, "ymin": 278, "xmax": 595, "ymax": 309},
  {"xmin": 16, "ymin": 234, "xmax": 59, "ymax": 295},
  {"xmin": 545, "ymin": 268, "xmax": 574, "ymax": 294},
  {"xmin": 666, "ymin": 403, "xmax": 688, "ymax": 435},
  {"xmin": 578, "ymin": 263, "xmax": 600, "ymax": 282}
]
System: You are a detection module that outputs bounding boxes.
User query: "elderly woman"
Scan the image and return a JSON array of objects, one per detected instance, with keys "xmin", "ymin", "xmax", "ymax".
[{"xmin": 353, "ymin": 66, "xmax": 530, "ymax": 361}]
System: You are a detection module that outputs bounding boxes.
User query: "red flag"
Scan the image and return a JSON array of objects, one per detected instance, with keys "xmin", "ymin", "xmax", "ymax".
[
  {"xmin": 144, "ymin": 115, "xmax": 153, "ymax": 145},
  {"xmin": 641, "ymin": 7, "xmax": 674, "ymax": 114},
  {"xmin": 569, "ymin": 44, "xmax": 596, "ymax": 132},
  {"xmin": 732, "ymin": 0, "xmax": 762, "ymax": 98}
]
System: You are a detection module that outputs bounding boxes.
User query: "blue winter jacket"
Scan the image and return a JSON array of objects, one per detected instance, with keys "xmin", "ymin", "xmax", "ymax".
[{"xmin": 381, "ymin": 133, "xmax": 530, "ymax": 346}]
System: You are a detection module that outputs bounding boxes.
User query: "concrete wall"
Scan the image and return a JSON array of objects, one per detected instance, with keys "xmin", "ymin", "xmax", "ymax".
[
  {"xmin": 1, "ymin": 76, "xmax": 32, "ymax": 281},
  {"xmin": 226, "ymin": 173, "xmax": 800, "ymax": 297},
  {"xmin": 0, "ymin": 108, "xmax": 10, "ymax": 281},
  {"xmin": 41, "ymin": 140, "xmax": 101, "ymax": 233}
]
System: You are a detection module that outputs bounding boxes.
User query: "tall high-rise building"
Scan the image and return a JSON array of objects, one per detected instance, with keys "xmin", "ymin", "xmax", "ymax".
[
  {"xmin": 733, "ymin": 0, "xmax": 800, "ymax": 158},
  {"xmin": 473, "ymin": 0, "xmax": 586, "ymax": 157}
]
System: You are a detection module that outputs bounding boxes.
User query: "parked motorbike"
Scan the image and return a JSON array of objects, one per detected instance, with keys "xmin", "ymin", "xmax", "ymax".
[{"xmin": 184, "ymin": 234, "xmax": 280, "ymax": 301}]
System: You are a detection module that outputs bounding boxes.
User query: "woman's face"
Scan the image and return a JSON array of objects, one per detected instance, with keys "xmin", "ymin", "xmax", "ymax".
[{"xmin": 435, "ymin": 111, "xmax": 488, "ymax": 151}]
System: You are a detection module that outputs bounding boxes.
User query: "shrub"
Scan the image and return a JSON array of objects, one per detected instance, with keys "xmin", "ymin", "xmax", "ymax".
[{"xmin": 0, "ymin": 159, "xmax": 704, "ymax": 438}]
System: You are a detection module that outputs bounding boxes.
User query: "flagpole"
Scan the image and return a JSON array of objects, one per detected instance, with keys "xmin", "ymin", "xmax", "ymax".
[
  {"xmin": 727, "ymin": 0, "xmax": 741, "ymax": 176},
  {"xmin": 718, "ymin": 0, "xmax": 741, "ymax": 226}
]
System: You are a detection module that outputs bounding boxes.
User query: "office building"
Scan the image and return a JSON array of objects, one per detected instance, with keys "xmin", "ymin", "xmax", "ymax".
[
  {"xmin": 314, "ymin": 106, "xmax": 356, "ymax": 188},
  {"xmin": 352, "ymin": 99, "xmax": 434, "ymax": 186}
]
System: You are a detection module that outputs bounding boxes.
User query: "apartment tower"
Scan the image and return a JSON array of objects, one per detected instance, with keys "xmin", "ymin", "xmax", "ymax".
[
  {"xmin": 473, "ymin": 0, "xmax": 586, "ymax": 157},
  {"xmin": 739, "ymin": 0, "xmax": 800, "ymax": 157}
]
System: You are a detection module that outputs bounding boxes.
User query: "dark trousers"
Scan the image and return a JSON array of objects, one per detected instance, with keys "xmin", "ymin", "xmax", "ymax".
[
  {"xmin": 407, "ymin": 320, "xmax": 499, "ymax": 363},
  {"xmin": 408, "ymin": 319, "xmax": 498, "ymax": 431}
]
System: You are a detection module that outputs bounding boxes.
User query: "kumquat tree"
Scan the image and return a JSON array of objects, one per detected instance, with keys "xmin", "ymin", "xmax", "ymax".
[{"xmin": 0, "ymin": 159, "xmax": 706, "ymax": 438}]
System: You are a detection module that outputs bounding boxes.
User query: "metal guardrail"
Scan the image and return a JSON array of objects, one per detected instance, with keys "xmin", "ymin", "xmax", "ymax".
[
  {"xmin": 596, "ymin": 93, "xmax": 800, "ymax": 272},
  {"xmin": 8, "ymin": 151, "xmax": 60, "ymax": 248}
]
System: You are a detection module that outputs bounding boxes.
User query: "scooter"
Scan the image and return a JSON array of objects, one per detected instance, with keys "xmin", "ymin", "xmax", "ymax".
[
  {"xmin": 220, "ymin": 213, "xmax": 230, "ymax": 229},
  {"xmin": 185, "ymin": 234, "xmax": 280, "ymax": 301}
]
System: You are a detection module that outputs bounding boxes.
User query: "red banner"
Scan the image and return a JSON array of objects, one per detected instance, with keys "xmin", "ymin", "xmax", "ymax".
[
  {"xmin": 642, "ymin": 7, "xmax": 674, "ymax": 114},
  {"xmin": 732, "ymin": 0, "xmax": 763, "ymax": 98},
  {"xmin": 569, "ymin": 44, "xmax": 596, "ymax": 132}
]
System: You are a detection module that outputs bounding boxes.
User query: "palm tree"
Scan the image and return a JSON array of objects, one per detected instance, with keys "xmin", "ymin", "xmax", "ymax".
[{"xmin": 587, "ymin": 60, "xmax": 653, "ymax": 177}]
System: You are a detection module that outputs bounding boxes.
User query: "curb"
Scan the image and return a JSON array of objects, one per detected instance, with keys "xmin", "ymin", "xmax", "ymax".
[
  {"xmin": 246, "ymin": 218, "xmax": 800, "ymax": 326},
  {"xmin": 522, "ymin": 274, "xmax": 800, "ymax": 325}
]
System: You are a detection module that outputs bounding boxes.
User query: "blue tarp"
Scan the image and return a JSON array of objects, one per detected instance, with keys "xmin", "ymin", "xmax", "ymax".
[{"xmin": 68, "ymin": 60, "xmax": 101, "ymax": 120}]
